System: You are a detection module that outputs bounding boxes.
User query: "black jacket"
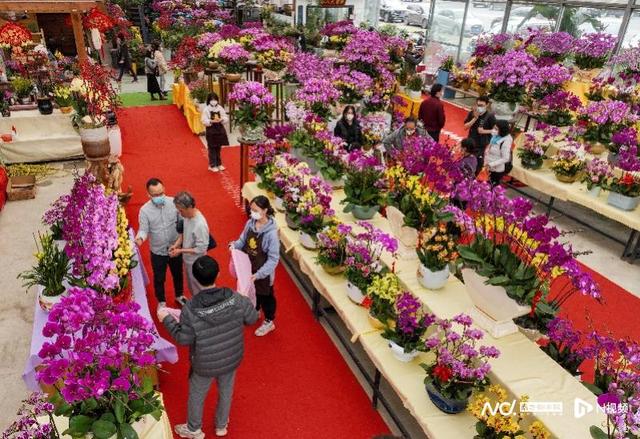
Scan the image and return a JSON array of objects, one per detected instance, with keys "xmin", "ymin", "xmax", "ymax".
[
  {"xmin": 163, "ymin": 287, "xmax": 258, "ymax": 376},
  {"xmin": 333, "ymin": 118, "xmax": 363, "ymax": 151}
]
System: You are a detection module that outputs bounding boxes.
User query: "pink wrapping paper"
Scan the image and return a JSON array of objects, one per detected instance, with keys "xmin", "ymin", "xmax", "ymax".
[{"xmin": 230, "ymin": 249, "xmax": 256, "ymax": 306}]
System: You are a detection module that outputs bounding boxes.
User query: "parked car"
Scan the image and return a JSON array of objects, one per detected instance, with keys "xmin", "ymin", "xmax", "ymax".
[
  {"xmin": 472, "ymin": 1, "xmax": 505, "ymax": 10},
  {"xmin": 405, "ymin": 4, "xmax": 430, "ymax": 28},
  {"xmin": 432, "ymin": 9, "xmax": 484, "ymax": 37},
  {"xmin": 380, "ymin": 0, "xmax": 409, "ymax": 23}
]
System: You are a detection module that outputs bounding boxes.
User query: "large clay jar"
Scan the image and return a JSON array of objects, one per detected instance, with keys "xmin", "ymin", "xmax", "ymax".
[{"xmin": 79, "ymin": 126, "xmax": 110, "ymax": 161}]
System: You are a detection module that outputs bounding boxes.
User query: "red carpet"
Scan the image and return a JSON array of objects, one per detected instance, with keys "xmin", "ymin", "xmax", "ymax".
[{"xmin": 118, "ymin": 105, "xmax": 390, "ymax": 438}]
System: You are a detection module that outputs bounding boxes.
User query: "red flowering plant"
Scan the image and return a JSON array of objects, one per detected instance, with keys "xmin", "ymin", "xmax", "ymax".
[
  {"xmin": 69, "ymin": 62, "xmax": 119, "ymax": 128},
  {"xmin": 0, "ymin": 22, "xmax": 32, "ymax": 49},
  {"xmin": 421, "ymin": 313, "xmax": 500, "ymax": 402},
  {"xmin": 607, "ymin": 172, "xmax": 640, "ymax": 197},
  {"xmin": 445, "ymin": 179, "xmax": 601, "ymax": 333},
  {"xmin": 83, "ymin": 7, "xmax": 114, "ymax": 32},
  {"xmin": 168, "ymin": 36, "xmax": 205, "ymax": 71}
]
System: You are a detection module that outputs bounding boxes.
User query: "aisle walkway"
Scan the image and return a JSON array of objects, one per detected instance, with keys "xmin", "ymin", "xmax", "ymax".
[{"xmin": 118, "ymin": 105, "xmax": 391, "ymax": 439}]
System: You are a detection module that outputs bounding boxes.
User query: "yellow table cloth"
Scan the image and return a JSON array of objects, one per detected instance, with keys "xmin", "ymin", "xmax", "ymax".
[
  {"xmin": 171, "ymin": 82, "xmax": 186, "ymax": 109},
  {"xmin": 394, "ymin": 92, "xmax": 423, "ymax": 119},
  {"xmin": 242, "ymin": 182, "xmax": 606, "ymax": 439}
]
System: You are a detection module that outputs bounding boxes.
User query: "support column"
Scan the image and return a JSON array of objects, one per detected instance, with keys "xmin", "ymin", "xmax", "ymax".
[{"xmin": 70, "ymin": 11, "xmax": 87, "ymax": 63}]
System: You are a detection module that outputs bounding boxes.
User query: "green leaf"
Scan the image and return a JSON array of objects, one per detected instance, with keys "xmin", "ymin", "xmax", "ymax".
[
  {"xmin": 67, "ymin": 415, "xmax": 94, "ymax": 435},
  {"xmin": 590, "ymin": 426, "xmax": 609, "ymax": 439},
  {"xmin": 142, "ymin": 376, "xmax": 153, "ymax": 394},
  {"xmin": 55, "ymin": 401, "xmax": 73, "ymax": 417},
  {"xmin": 115, "ymin": 399, "xmax": 126, "ymax": 424},
  {"xmin": 487, "ymin": 275, "xmax": 510, "ymax": 286},
  {"xmin": 92, "ymin": 420, "xmax": 118, "ymax": 439},
  {"xmin": 100, "ymin": 413, "xmax": 116, "ymax": 423},
  {"xmin": 129, "ymin": 399, "xmax": 145, "ymax": 412},
  {"xmin": 583, "ymin": 382, "xmax": 604, "ymax": 396},
  {"xmin": 119, "ymin": 423, "xmax": 139, "ymax": 439},
  {"xmin": 82, "ymin": 398, "xmax": 99, "ymax": 413},
  {"xmin": 150, "ymin": 409, "xmax": 163, "ymax": 421},
  {"xmin": 342, "ymin": 203, "xmax": 354, "ymax": 213},
  {"xmin": 457, "ymin": 247, "xmax": 484, "ymax": 264}
]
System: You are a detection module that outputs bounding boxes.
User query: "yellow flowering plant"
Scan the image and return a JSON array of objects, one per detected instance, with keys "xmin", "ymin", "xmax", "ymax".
[
  {"xmin": 365, "ymin": 272, "xmax": 404, "ymax": 323},
  {"xmin": 18, "ymin": 232, "xmax": 70, "ymax": 297},
  {"xmin": 416, "ymin": 223, "xmax": 458, "ymax": 271},
  {"xmin": 113, "ymin": 207, "xmax": 138, "ymax": 292},
  {"xmin": 53, "ymin": 85, "xmax": 73, "ymax": 107},
  {"xmin": 256, "ymin": 49, "xmax": 291, "ymax": 72},
  {"xmin": 550, "ymin": 144, "xmax": 585, "ymax": 178}
]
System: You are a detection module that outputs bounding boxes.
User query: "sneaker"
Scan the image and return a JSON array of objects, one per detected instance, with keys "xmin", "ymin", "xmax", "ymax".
[
  {"xmin": 218, "ymin": 165, "xmax": 226, "ymax": 171},
  {"xmin": 209, "ymin": 167, "xmax": 220, "ymax": 173},
  {"xmin": 174, "ymin": 424, "xmax": 204, "ymax": 439},
  {"xmin": 176, "ymin": 296, "xmax": 188, "ymax": 307},
  {"xmin": 157, "ymin": 301, "xmax": 166, "ymax": 310},
  {"xmin": 215, "ymin": 427, "xmax": 228, "ymax": 437},
  {"xmin": 255, "ymin": 320, "xmax": 275, "ymax": 336}
]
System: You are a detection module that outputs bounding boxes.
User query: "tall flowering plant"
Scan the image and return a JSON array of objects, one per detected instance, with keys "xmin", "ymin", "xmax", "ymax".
[
  {"xmin": 320, "ymin": 20, "xmax": 356, "ymax": 50},
  {"xmin": 360, "ymin": 113, "xmax": 388, "ymax": 148},
  {"xmin": 267, "ymin": 154, "xmax": 309, "ymax": 197},
  {"xmin": 578, "ymin": 100, "xmax": 637, "ymax": 145},
  {"xmin": 529, "ymin": 64, "xmax": 573, "ymax": 100},
  {"xmin": 538, "ymin": 90, "xmax": 582, "ymax": 127},
  {"xmin": 528, "ymin": 30, "xmax": 575, "ymax": 62},
  {"xmin": 217, "ymin": 43, "xmax": 250, "ymax": 74},
  {"xmin": 295, "ymin": 176, "xmax": 335, "ymax": 236},
  {"xmin": 250, "ymin": 139, "xmax": 289, "ymax": 182},
  {"xmin": 610, "ymin": 126, "xmax": 638, "ymax": 155},
  {"xmin": 343, "ymin": 30, "xmax": 390, "ymax": 77},
  {"xmin": 288, "ymin": 52, "xmax": 333, "ymax": 83},
  {"xmin": 70, "ymin": 62, "xmax": 119, "ymax": 128},
  {"xmin": 382, "ymin": 292, "xmax": 435, "ymax": 353},
  {"xmin": 294, "ymin": 78, "xmax": 340, "ymax": 121},
  {"xmin": 365, "ymin": 272, "xmax": 403, "ymax": 323},
  {"xmin": 446, "ymin": 179, "xmax": 601, "ymax": 332},
  {"xmin": 416, "ymin": 223, "xmax": 458, "ymax": 271},
  {"xmin": 37, "ymin": 288, "xmax": 162, "ymax": 438},
  {"xmin": 332, "ymin": 65, "xmax": 373, "ymax": 104},
  {"xmin": 344, "ymin": 221, "xmax": 398, "ymax": 292},
  {"xmin": 313, "ymin": 130, "xmax": 349, "ymax": 182},
  {"xmin": 574, "ymin": 33, "xmax": 617, "ymax": 70},
  {"xmin": 341, "ymin": 150, "xmax": 386, "ymax": 212},
  {"xmin": 2, "ymin": 392, "xmax": 60, "ymax": 438},
  {"xmin": 582, "ymin": 158, "xmax": 613, "ymax": 191},
  {"xmin": 228, "ymin": 81, "xmax": 274, "ymax": 128},
  {"xmin": 479, "ymin": 50, "xmax": 539, "ymax": 104},
  {"xmin": 421, "ymin": 314, "xmax": 500, "ymax": 401},
  {"xmin": 540, "ymin": 318, "xmax": 586, "ymax": 377},
  {"xmin": 316, "ymin": 222, "xmax": 352, "ymax": 270},
  {"xmin": 517, "ymin": 132, "xmax": 548, "ymax": 170}
]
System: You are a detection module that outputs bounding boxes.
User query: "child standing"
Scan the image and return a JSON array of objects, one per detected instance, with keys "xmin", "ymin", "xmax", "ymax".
[{"xmin": 200, "ymin": 93, "xmax": 229, "ymax": 173}]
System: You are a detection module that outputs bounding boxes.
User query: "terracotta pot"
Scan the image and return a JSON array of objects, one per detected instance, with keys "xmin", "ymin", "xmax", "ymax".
[
  {"xmin": 587, "ymin": 142, "xmax": 606, "ymax": 155},
  {"xmin": 225, "ymin": 73, "xmax": 242, "ymax": 82},
  {"xmin": 555, "ymin": 173, "xmax": 578, "ymax": 184},
  {"xmin": 79, "ymin": 126, "xmax": 110, "ymax": 161},
  {"xmin": 59, "ymin": 106, "xmax": 73, "ymax": 114},
  {"xmin": 322, "ymin": 264, "xmax": 346, "ymax": 275}
]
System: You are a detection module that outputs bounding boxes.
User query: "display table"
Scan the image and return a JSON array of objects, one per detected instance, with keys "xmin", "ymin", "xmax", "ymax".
[
  {"xmin": 172, "ymin": 80, "xmax": 222, "ymax": 136},
  {"xmin": 22, "ymin": 238, "xmax": 179, "ymax": 390},
  {"xmin": 0, "ymin": 110, "xmax": 82, "ymax": 163},
  {"xmin": 243, "ymin": 181, "xmax": 606, "ymax": 438},
  {"xmin": 394, "ymin": 92, "xmax": 422, "ymax": 119}
]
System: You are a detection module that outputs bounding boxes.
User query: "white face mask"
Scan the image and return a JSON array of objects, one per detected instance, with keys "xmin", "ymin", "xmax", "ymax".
[
  {"xmin": 345, "ymin": 114, "xmax": 354, "ymax": 121},
  {"xmin": 477, "ymin": 106, "xmax": 486, "ymax": 115},
  {"xmin": 250, "ymin": 210, "xmax": 262, "ymax": 221},
  {"xmin": 210, "ymin": 100, "xmax": 218, "ymax": 107}
]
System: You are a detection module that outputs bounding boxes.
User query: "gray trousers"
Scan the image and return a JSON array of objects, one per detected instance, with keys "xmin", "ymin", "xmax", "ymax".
[
  {"xmin": 185, "ymin": 261, "xmax": 201, "ymax": 296},
  {"xmin": 158, "ymin": 74, "xmax": 166, "ymax": 92},
  {"xmin": 188, "ymin": 370, "xmax": 236, "ymax": 431}
]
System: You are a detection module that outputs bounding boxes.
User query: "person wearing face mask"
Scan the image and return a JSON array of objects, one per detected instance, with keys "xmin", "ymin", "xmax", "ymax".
[
  {"xmin": 382, "ymin": 117, "xmax": 429, "ymax": 153},
  {"xmin": 201, "ymin": 93, "xmax": 229, "ymax": 173},
  {"xmin": 418, "ymin": 83, "xmax": 446, "ymax": 142},
  {"xmin": 135, "ymin": 178, "xmax": 185, "ymax": 309},
  {"xmin": 463, "ymin": 96, "xmax": 496, "ymax": 171},
  {"xmin": 229, "ymin": 195, "xmax": 280, "ymax": 337},
  {"xmin": 333, "ymin": 105, "xmax": 363, "ymax": 151},
  {"xmin": 484, "ymin": 120, "xmax": 513, "ymax": 186}
]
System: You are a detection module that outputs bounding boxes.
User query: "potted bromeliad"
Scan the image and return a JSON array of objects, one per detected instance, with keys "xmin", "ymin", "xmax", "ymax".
[
  {"xmin": 421, "ymin": 313, "xmax": 501, "ymax": 414},
  {"xmin": 53, "ymin": 85, "xmax": 74, "ymax": 114},
  {"xmin": 364, "ymin": 272, "xmax": 403, "ymax": 329},
  {"xmin": 582, "ymin": 158, "xmax": 612, "ymax": 198},
  {"xmin": 344, "ymin": 221, "xmax": 397, "ymax": 305},
  {"xmin": 37, "ymin": 288, "xmax": 164, "ymax": 439},
  {"xmin": 382, "ymin": 292, "xmax": 435, "ymax": 363},
  {"xmin": 18, "ymin": 231, "xmax": 71, "ymax": 312},
  {"xmin": 295, "ymin": 176, "xmax": 334, "ymax": 249},
  {"xmin": 229, "ymin": 81, "xmax": 274, "ymax": 143},
  {"xmin": 446, "ymin": 179, "xmax": 601, "ymax": 338},
  {"xmin": 607, "ymin": 172, "xmax": 640, "ymax": 211},
  {"xmin": 342, "ymin": 150, "xmax": 386, "ymax": 220},
  {"xmin": 316, "ymin": 222, "xmax": 352, "ymax": 275},
  {"xmin": 416, "ymin": 223, "xmax": 458, "ymax": 290}
]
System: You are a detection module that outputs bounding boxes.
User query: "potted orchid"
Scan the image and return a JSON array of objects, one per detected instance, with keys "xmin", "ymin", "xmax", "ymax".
[
  {"xmin": 332, "ymin": 65, "xmax": 373, "ymax": 105},
  {"xmin": 582, "ymin": 158, "xmax": 612, "ymax": 197},
  {"xmin": 344, "ymin": 221, "xmax": 398, "ymax": 304},
  {"xmin": 249, "ymin": 139, "xmax": 289, "ymax": 185},
  {"xmin": 382, "ymin": 292, "xmax": 435, "ymax": 363},
  {"xmin": 364, "ymin": 272, "xmax": 403, "ymax": 329},
  {"xmin": 421, "ymin": 313, "xmax": 501, "ymax": 414},
  {"xmin": 313, "ymin": 130, "xmax": 348, "ymax": 187},
  {"xmin": 37, "ymin": 288, "xmax": 163, "ymax": 439},
  {"xmin": 217, "ymin": 43, "xmax": 250, "ymax": 81},
  {"xmin": 271, "ymin": 155, "xmax": 310, "ymax": 213},
  {"xmin": 295, "ymin": 176, "xmax": 334, "ymax": 249},
  {"xmin": 416, "ymin": 223, "xmax": 458, "ymax": 290},
  {"xmin": 228, "ymin": 81, "xmax": 274, "ymax": 142},
  {"xmin": 538, "ymin": 90, "xmax": 582, "ymax": 127},
  {"xmin": 517, "ymin": 132, "xmax": 547, "ymax": 170},
  {"xmin": 551, "ymin": 144, "xmax": 585, "ymax": 183},
  {"xmin": 2, "ymin": 392, "xmax": 60, "ymax": 438},
  {"xmin": 578, "ymin": 100, "xmax": 637, "ymax": 154},
  {"xmin": 316, "ymin": 222, "xmax": 351, "ymax": 275},
  {"xmin": 606, "ymin": 172, "xmax": 640, "ymax": 211},
  {"xmin": 573, "ymin": 33, "xmax": 617, "ymax": 71},
  {"xmin": 540, "ymin": 318, "xmax": 586, "ymax": 378},
  {"xmin": 294, "ymin": 78, "xmax": 340, "ymax": 122},
  {"xmin": 609, "ymin": 127, "xmax": 638, "ymax": 162},
  {"xmin": 279, "ymin": 167, "xmax": 311, "ymax": 230},
  {"xmin": 341, "ymin": 150, "xmax": 386, "ymax": 220}
]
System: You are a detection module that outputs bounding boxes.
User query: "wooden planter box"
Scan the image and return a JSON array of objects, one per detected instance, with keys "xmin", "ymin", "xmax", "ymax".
[{"xmin": 7, "ymin": 175, "xmax": 36, "ymax": 201}]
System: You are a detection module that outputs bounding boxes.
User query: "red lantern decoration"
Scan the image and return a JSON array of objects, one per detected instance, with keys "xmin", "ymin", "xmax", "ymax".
[
  {"xmin": 0, "ymin": 22, "xmax": 32, "ymax": 48},
  {"xmin": 83, "ymin": 7, "xmax": 113, "ymax": 32}
]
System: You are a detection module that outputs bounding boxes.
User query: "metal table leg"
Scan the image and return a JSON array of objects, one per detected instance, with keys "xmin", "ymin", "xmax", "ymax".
[
  {"xmin": 546, "ymin": 196, "xmax": 555, "ymax": 217},
  {"xmin": 622, "ymin": 231, "xmax": 637, "ymax": 259},
  {"xmin": 372, "ymin": 369, "xmax": 382, "ymax": 409},
  {"xmin": 312, "ymin": 289, "xmax": 321, "ymax": 320}
]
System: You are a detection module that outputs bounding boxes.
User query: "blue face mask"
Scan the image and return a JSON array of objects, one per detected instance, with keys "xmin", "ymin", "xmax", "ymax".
[
  {"xmin": 151, "ymin": 195, "xmax": 166, "ymax": 206},
  {"xmin": 490, "ymin": 135, "xmax": 501, "ymax": 144}
]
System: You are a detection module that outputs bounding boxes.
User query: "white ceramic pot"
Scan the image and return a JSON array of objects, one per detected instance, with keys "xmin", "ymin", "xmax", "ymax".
[
  {"xmin": 346, "ymin": 282, "xmax": 365, "ymax": 305},
  {"xmin": 418, "ymin": 264, "xmax": 450, "ymax": 290},
  {"xmin": 408, "ymin": 90, "xmax": 422, "ymax": 100},
  {"xmin": 398, "ymin": 85, "xmax": 406, "ymax": 94},
  {"xmin": 274, "ymin": 196, "xmax": 285, "ymax": 212},
  {"xmin": 37, "ymin": 284, "xmax": 67, "ymax": 313},
  {"xmin": 386, "ymin": 206, "xmax": 418, "ymax": 248},
  {"xmin": 255, "ymin": 175, "xmax": 262, "ymax": 183},
  {"xmin": 462, "ymin": 268, "xmax": 530, "ymax": 338},
  {"xmin": 299, "ymin": 231, "xmax": 318, "ymax": 250},
  {"xmin": 588, "ymin": 186, "xmax": 602, "ymax": 198},
  {"xmin": 388, "ymin": 340, "xmax": 419, "ymax": 362},
  {"xmin": 607, "ymin": 192, "xmax": 640, "ymax": 211},
  {"xmin": 492, "ymin": 101, "xmax": 520, "ymax": 121},
  {"xmin": 108, "ymin": 125, "xmax": 122, "ymax": 157}
]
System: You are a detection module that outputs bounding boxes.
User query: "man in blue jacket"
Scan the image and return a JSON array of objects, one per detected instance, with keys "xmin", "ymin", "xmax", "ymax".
[{"xmin": 158, "ymin": 256, "xmax": 258, "ymax": 438}]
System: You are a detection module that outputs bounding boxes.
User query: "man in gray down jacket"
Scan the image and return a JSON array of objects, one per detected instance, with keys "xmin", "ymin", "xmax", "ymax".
[{"xmin": 158, "ymin": 255, "xmax": 258, "ymax": 439}]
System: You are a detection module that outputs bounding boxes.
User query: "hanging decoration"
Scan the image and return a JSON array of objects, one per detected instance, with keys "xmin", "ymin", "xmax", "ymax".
[
  {"xmin": 0, "ymin": 22, "xmax": 32, "ymax": 49},
  {"xmin": 83, "ymin": 7, "xmax": 114, "ymax": 33}
]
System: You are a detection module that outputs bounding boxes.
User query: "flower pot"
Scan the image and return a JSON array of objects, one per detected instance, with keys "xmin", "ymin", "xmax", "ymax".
[
  {"xmin": 299, "ymin": 231, "xmax": 318, "ymax": 250},
  {"xmin": 37, "ymin": 97, "xmax": 54, "ymax": 115},
  {"xmin": 521, "ymin": 156, "xmax": 543, "ymax": 170},
  {"xmin": 555, "ymin": 173, "xmax": 578, "ymax": 184},
  {"xmin": 461, "ymin": 268, "xmax": 530, "ymax": 338},
  {"xmin": 398, "ymin": 85, "xmax": 406, "ymax": 94},
  {"xmin": 418, "ymin": 264, "xmax": 450, "ymax": 290},
  {"xmin": 425, "ymin": 381, "xmax": 469, "ymax": 414},
  {"xmin": 325, "ymin": 177, "xmax": 344, "ymax": 189},
  {"xmin": 79, "ymin": 126, "xmax": 110, "ymax": 162},
  {"xmin": 20, "ymin": 97, "xmax": 32, "ymax": 105},
  {"xmin": 285, "ymin": 214, "xmax": 299, "ymax": 230},
  {"xmin": 225, "ymin": 73, "xmax": 242, "ymax": 82},
  {"xmin": 607, "ymin": 152, "xmax": 619, "ymax": 167},
  {"xmin": 59, "ymin": 106, "xmax": 73, "ymax": 114},
  {"xmin": 408, "ymin": 90, "xmax": 422, "ymax": 100},
  {"xmin": 492, "ymin": 101, "xmax": 520, "ymax": 121},
  {"xmin": 255, "ymin": 175, "xmax": 262, "ymax": 183},
  {"xmin": 239, "ymin": 124, "xmax": 265, "ymax": 143},
  {"xmin": 322, "ymin": 264, "xmax": 346, "ymax": 275},
  {"xmin": 587, "ymin": 142, "xmax": 606, "ymax": 155},
  {"xmin": 351, "ymin": 204, "xmax": 379, "ymax": 220},
  {"xmin": 388, "ymin": 340, "xmax": 419, "ymax": 362},
  {"xmin": 368, "ymin": 312, "xmax": 385, "ymax": 330},
  {"xmin": 588, "ymin": 186, "xmax": 602, "ymax": 198},
  {"xmin": 274, "ymin": 196, "xmax": 285, "ymax": 212},
  {"xmin": 37, "ymin": 283, "xmax": 68, "ymax": 313},
  {"xmin": 346, "ymin": 282, "xmax": 365, "ymax": 305},
  {"xmin": 208, "ymin": 61, "xmax": 220, "ymax": 70},
  {"xmin": 436, "ymin": 69, "xmax": 450, "ymax": 86},
  {"xmin": 386, "ymin": 206, "xmax": 418, "ymax": 248},
  {"xmin": 607, "ymin": 192, "xmax": 640, "ymax": 211}
]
